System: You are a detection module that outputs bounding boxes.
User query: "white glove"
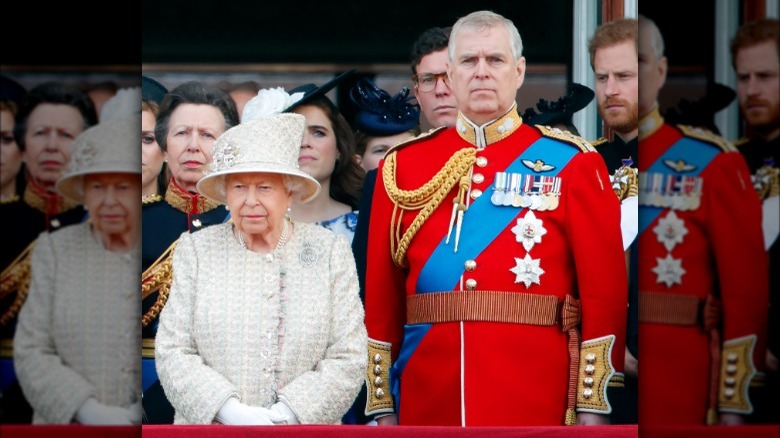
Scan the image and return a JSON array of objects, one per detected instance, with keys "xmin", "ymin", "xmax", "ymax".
[
  {"xmin": 215, "ymin": 397, "xmax": 283, "ymax": 425},
  {"xmin": 74, "ymin": 398, "xmax": 136, "ymax": 425},
  {"xmin": 269, "ymin": 401, "xmax": 299, "ymax": 425}
]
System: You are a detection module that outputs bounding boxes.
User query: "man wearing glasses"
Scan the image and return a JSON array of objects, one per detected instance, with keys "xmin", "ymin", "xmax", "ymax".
[{"xmin": 410, "ymin": 26, "xmax": 459, "ymax": 131}]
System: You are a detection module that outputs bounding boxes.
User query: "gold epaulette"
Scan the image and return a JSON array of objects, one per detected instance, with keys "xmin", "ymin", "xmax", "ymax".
[
  {"xmin": 719, "ymin": 335, "xmax": 758, "ymax": 414},
  {"xmin": 612, "ymin": 165, "xmax": 639, "ymax": 201},
  {"xmin": 576, "ymin": 334, "xmax": 616, "ymax": 414},
  {"xmin": 365, "ymin": 339, "xmax": 394, "ymax": 416},
  {"xmin": 590, "ymin": 137, "xmax": 609, "ymax": 147},
  {"xmin": 535, "ymin": 125, "xmax": 596, "ymax": 152},
  {"xmin": 732, "ymin": 137, "xmax": 750, "ymax": 148},
  {"xmin": 0, "ymin": 241, "xmax": 36, "ymax": 326},
  {"xmin": 676, "ymin": 124, "xmax": 737, "ymax": 153},
  {"xmin": 141, "ymin": 240, "xmax": 178, "ymax": 327},
  {"xmin": 384, "ymin": 126, "xmax": 446, "ymax": 156}
]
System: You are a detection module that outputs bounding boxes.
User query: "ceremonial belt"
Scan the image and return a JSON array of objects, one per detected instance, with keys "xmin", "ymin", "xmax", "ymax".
[
  {"xmin": 407, "ymin": 290, "xmax": 580, "ymax": 329},
  {"xmin": 638, "ymin": 291, "xmax": 720, "ymax": 329},
  {"xmin": 639, "ymin": 290, "xmax": 724, "ymax": 424}
]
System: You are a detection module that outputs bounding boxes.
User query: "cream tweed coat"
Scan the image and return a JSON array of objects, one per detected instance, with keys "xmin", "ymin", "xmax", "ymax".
[
  {"xmin": 155, "ymin": 221, "xmax": 367, "ymax": 424},
  {"xmin": 13, "ymin": 223, "xmax": 141, "ymax": 424}
]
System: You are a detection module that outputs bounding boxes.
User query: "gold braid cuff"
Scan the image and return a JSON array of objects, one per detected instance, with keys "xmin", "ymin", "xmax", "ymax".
[
  {"xmin": 0, "ymin": 241, "xmax": 36, "ymax": 326},
  {"xmin": 365, "ymin": 338, "xmax": 394, "ymax": 416},
  {"xmin": 141, "ymin": 240, "xmax": 177, "ymax": 327},
  {"xmin": 718, "ymin": 334, "xmax": 758, "ymax": 414},
  {"xmin": 382, "ymin": 148, "xmax": 476, "ymax": 268},
  {"xmin": 576, "ymin": 334, "xmax": 616, "ymax": 414}
]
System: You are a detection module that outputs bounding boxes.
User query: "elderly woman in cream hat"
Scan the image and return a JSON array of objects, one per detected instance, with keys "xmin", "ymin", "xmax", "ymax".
[
  {"xmin": 13, "ymin": 115, "xmax": 142, "ymax": 424},
  {"xmin": 155, "ymin": 112, "xmax": 367, "ymax": 425}
]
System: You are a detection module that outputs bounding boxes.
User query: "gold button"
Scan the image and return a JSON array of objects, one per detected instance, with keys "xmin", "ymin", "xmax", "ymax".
[
  {"xmin": 51, "ymin": 218, "xmax": 61, "ymax": 228},
  {"xmin": 472, "ymin": 173, "xmax": 484, "ymax": 184},
  {"xmin": 726, "ymin": 364, "xmax": 737, "ymax": 375},
  {"xmin": 465, "ymin": 278, "xmax": 477, "ymax": 290},
  {"xmin": 374, "ymin": 377, "xmax": 383, "ymax": 386},
  {"xmin": 373, "ymin": 354, "xmax": 382, "ymax": 364},
  {"xmin": 373, "ymin": 365, "xmax": 382, "ymax": 375},
  {"xmin": 584, "ymin": 365, "xmax": 595, "ymax": 375},
  {"xmin": 724, "ymin": 377, "xmax": 736, "ymax": 387},
  {"xmin": 582, "ymin": 388, "xmax": 593, "ymax": 399},
  {"xmin": 727, "ymin": 353, "xmax": 738, "ymax": 363},
  {"xmin": 464, "ymin": 260, "xmax": 477, "ymax": 272},
  {"xmin": 375, "ymin": 388, "xmax": 385, "ymax": 398},
  {"xmin": 476, "ymin": 156, "xmax": 488, "ymax": 167},
  {"xmin": 724, "ymin": 388, "xmax": 734, "ymax": 399},
  {"xmin": 192, "ymin": 219, "xmax": 202, "ymax": 228},
  {"xmin": 583, "ymin": 377, "xmax": 594, "ymax": 387},
  {"xmin": 470, "ymin": 189, "xmax": 483, "ymax": 200},
  {"xmin": 585, "ymin": 353, "xmax": 596, "ymax": 364}
]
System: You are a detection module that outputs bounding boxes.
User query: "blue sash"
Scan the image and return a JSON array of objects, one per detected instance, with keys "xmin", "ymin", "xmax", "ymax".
[
  {"xmin": 639, "ymin": 137, "xmax": 719, "ymax": 234},
  {"xmin": 416, "ymin": 137, "xmax": 579, "ymax": 293}
]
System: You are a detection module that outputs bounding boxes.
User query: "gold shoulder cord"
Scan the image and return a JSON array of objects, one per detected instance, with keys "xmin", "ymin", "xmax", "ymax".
[
  {"xmin": 382, "ymin": 148, "xmax": 476, "ymax": 267},
  {"xmin": 0, "ymin": 241, "xmax": 36, "ymax": 326},
  {"xmin": 141, "ymin": 240, "xmax": 178, "ymax": 327},
  {"xmin": 612, "ymin": 165, "xmax": 639, "ymax": 201}
]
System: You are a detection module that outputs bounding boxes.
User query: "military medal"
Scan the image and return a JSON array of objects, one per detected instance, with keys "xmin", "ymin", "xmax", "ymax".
[
  {"xmin": 652, "ymin": 254, "xmax": 686, "ymax": 287},
  {"xmin": 491, "ymin": 172, "xmax": 507, "ymax": 206},
  {"xmin": 653, "ymin": 211, "xmax": 688, "ymax": 252},
  {"xmin": 511, "ymin": 210, "xmax": 547, "ymax": 252},
  {"xmin": 510, "ymin": 254, "xmax": 545, "ymax": 289},
  {"xmin": 510, "ymin": 173, "xmax": 523, "ymax": 207},
  {"xmin": 503, "ymin": 173, "xmax": 518, "ymax": 207}
]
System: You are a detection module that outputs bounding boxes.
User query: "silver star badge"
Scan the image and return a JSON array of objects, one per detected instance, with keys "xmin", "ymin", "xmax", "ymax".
[
  {"xmin": 510, "ymin": 254, "xmax": 545, "ymax": 289},
  {"xmin": 653, "ymin": 211, "xmax": 688, "ymax": 252},
  {"xmin": 652, "ymin": 254, "xmax": 686, "ymax": 287},
  {"xmin": 511, "ymin": 210, "xmax": 547, "ymax": 252}
]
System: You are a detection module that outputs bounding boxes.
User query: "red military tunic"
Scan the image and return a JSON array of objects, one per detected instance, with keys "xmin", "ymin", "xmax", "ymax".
[
  {"xmin": 364, "ymin": 105, "xmax": 627, "ymax": 426},
  {"xmin": 637, "ymin": 107, "xmax": 769, "ymax": 425}
]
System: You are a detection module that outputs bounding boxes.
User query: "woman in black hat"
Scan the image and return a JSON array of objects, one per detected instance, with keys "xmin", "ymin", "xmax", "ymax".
[{"xmin": 351, "ymin": 78, "xmax": 421, "ymax": 172}]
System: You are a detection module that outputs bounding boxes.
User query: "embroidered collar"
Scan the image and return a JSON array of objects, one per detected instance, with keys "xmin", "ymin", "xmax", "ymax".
[
  {"xmin": 0, "ymin": 194, "xmax": 20, "ymax": 204},
  {"xmin": 23, "ymin": 180, "xmax": 80, "ymax": 215},
  {"xmin": 142, "ymin": 193, "xmax": 163, "ymax": 205},
  {"xmin": 164, "ymin": 178, "xmax": 220, "ymax": 214},
  {"xmin": 638, "ymin": 104, "xmax": 664, "ymax": 141},
  {"xmin": 455, "ymin": 103, "xmax": 523, "ymax": 148}
]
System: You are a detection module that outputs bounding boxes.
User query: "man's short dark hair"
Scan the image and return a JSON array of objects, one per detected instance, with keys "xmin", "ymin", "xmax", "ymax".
[{"xmin": 410, "ymin": 26, "xmax": 452, "ymax": 75}]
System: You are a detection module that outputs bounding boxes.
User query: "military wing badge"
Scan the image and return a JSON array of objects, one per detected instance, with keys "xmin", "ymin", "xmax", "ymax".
[
  {"xmin": 522, "ymin": 159, "xmax": 556, "ymax": 173},
  {"xmin": 663, "ymin": 159, "xmax": 696, "ymax": 173}
]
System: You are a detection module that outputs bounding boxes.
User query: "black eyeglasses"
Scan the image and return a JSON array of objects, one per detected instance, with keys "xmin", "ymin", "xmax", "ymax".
[{"xmin": 412, "ymin": 72, "xmax": 450, "ymax": 92}]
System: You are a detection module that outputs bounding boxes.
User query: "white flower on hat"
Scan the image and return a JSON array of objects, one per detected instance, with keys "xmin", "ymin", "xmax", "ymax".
[
  {"xmin": 100, "ymin": 87, "xmax": 142, "ymax": 122},
  {"xmin": 242, "ymin": 87, "xmax": 305, "ymax": 122}
]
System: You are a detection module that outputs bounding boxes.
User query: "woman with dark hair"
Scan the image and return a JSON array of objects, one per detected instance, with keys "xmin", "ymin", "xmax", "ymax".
[
  {"xmin": 1, "ymin": 80, "xmax": 97, "ymax": 424},
  {"xmin": 241, "ymin": 72, "xmax": 364, "ymax": 244},
  {"xmin": 141, "ymin": 80, "xmax": 239, "ymax": 424}
]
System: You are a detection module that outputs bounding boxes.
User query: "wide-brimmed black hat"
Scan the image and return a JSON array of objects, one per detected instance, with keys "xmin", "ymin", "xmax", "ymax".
[
  {"xmin": 664, "ymin": 83, "xmax": 736, "ymax": 135},
  {"xmin": 142, "ymin": 75, "xmax": 168, "ymax": 104},
  {"xmin": 0, "ymin": 75, "xmax": 26, "ymax": 103},
  {"xmin": 284, "ymin": 69, "xmax": 355, "ymax": 112},
  {"xmin": 521, "ymin": 83, "xmax": 595, "ymax": 127},
  {"xmin": 350, "ymin": 77, "xmax": 420, "ymax": 136}
]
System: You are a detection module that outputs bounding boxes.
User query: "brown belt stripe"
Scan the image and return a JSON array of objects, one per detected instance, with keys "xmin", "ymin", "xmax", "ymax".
[
  {"xmin": 407, "ymin": 290, "xmax": 560, "ymax": 325},
  {"xmin": 639, "ymin": 291, "xmax": 700, "ymax": 325}
]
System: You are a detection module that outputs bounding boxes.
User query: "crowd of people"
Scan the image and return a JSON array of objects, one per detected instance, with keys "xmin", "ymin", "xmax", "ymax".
[{"xmin": 0, "ymin": 8, "xmax": 776, "ymax": 430}]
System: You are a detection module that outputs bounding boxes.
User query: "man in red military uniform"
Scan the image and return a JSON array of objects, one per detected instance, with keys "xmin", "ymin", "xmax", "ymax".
[
  {"xmin": 637, "ymin": 15, "xmax": 769, "ymax": 425},
  {"xmin": 363, "ymin": 10, "xmax": 627, "ymax": 426}
]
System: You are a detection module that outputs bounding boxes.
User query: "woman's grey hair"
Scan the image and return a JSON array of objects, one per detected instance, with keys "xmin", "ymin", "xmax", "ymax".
[
  {"xmin": 638, "ymin": 14, "xmax": 665, "ymax": 59},
  {"xmin": 449, "ymin": 10, "xmax": 524, "ymax": 61}
]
